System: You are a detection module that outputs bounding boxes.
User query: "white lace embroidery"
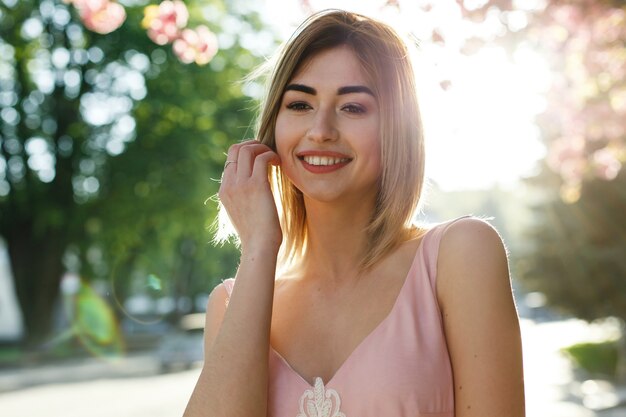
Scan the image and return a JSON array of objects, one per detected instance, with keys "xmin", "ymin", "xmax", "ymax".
[{"xmin": 296, "ymin": 377, "xmax": 346, "ymax": 417}]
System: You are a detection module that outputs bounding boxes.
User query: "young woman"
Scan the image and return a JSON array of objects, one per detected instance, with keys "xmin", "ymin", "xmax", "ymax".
[{"xmin": 184, "ymin": 10, "xmax": 525, "ymax": 417}]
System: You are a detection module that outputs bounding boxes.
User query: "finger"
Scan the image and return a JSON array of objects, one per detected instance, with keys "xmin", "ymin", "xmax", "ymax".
[
  {"xmin": 252, "ymin": 149, "xmax": 281, "ymax": 178},
  {"xmin": 236, "ymin": 143, "xmax": 275, "ymax": 179},
  {"xmin": 224, "ymin": 139, "xmax": 260, "ymax": 166},
  {"xmin": 222, "ymin": 140, "xmax": 259, "ymax": 183},
  {"xmin": 223, "ymin": 145, "xmax": 242, "ymax": 177}
]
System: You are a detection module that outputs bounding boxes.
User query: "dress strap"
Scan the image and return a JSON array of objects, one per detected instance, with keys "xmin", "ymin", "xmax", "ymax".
[
  {"xmin": 421, "ymin": 215, "xmax": 474, "ymax": 288},
  {"xmin": 429, "ymin": 215, "xmax": 473, "ymax": 245}
]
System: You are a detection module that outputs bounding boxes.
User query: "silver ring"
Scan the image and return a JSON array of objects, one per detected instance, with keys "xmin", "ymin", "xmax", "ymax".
[{"xmin": 224, "ymin": 160, "xmax": 237, "ymax": 169}]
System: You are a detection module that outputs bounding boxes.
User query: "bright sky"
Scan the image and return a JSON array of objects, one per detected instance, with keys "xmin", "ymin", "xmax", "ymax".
[{"xmin": 261, "ymin": 0, "xmax": 551, "ymax": 191}]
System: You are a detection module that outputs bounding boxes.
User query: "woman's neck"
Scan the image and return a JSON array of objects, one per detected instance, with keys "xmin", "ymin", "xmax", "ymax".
[{"xmin": 295, "ymin": 196, "xmax": 376, "ymax": 284}]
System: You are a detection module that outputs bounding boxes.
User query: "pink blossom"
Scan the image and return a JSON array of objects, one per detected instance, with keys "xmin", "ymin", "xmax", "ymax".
[
  {"xmin": 535, "ymin": 2, "xmax": 625, "ymax": 187},
  {"xmin": 173, "ymin": 26, "xmax": 218, "ymax": 65},
  {"xmin": 551, "ymin": 5, "xmax": 584, "ymax": 33},
  {"xmin": 66, "ymin": 0, "xmax": 107, "ymax": 9},
  {"xmin": 68, "ymin": 0, "xmax": 126, "ymax": 34},
  {"xmin": 593, "ymin": 148, "xmax": 622, "ymax": 181},
  {"xmin": 143, "ymin": 1, "xmax": 189, "ymax": 46},
  {"xmin": 548, "ymin": 136, "xmax": 587, "ymax": 184}
]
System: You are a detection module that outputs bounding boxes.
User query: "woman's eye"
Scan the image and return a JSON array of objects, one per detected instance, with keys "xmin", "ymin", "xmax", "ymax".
[
  {"xmin": 286, "ymin": 102, "xmax": 311, "ymax": 111},
  {"xmin": 341, "ymin": 104, "xmax": 366, "ymax": 114}
]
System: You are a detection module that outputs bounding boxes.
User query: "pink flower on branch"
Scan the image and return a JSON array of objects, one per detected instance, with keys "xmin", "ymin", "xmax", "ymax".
[
  {"xmin": 173, "ymin": 26, "xmax": 218, "ymax": 65},
  {"xmin": 66, "ymin": 0, "xmax": 126, "ymax": 35},
  {"xmin": 534, "ymin": 2, "xmax": 626, "ymax": 187},
  {"xmin": 547, "ymin": 136, "xmax": 586, "ymax": 185},
  {"xmin": 593, "ymin": 148, "xmax": 622, "ymax": 181},
  {"xmin": 143, "ymin": 0, "xmax": 189, "ymax": 45}
]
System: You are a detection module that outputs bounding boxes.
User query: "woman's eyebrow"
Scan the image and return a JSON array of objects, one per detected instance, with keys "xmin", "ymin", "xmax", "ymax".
[
  {"xmin": 284, "ymin": 84, "xmax": 316, "ymax": 95},
  {"xmin": 337, "ymin": 85, "xmax": 374, "ymax": 97},
  {"xmin": 284, "ymin": 84, "xmax": 375, "ymax": 97}
]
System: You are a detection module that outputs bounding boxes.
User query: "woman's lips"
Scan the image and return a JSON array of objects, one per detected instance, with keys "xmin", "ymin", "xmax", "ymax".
[{"xmin": 296, "ymin": 151, "xmax": 352, "ymax": 174}]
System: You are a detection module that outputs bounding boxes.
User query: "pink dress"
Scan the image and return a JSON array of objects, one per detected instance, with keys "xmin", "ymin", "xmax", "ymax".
[{"xmin": 222, "ymin": 218, "xmax": 461, "ymax": 416}]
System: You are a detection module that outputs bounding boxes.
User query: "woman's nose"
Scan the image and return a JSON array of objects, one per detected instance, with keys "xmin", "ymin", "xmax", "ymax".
[{"xmin": 306, "ymin": 107, "xmax": 338, "ymax": 142}]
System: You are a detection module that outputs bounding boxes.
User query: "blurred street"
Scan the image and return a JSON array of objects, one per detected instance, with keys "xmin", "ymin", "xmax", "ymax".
[
  {"xmin": 0, "ymin": 318, "xmax": 625, "ymax": 417},
  {"xmin": 521, "ymin": 318, "xmax": 626, "ymax": 417},
  {"xmin": 0, "ymin": 365, "xmax": 199, "ymax": 417}
]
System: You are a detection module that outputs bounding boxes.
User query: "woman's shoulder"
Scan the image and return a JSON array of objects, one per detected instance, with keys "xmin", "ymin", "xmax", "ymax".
[
  {"xmin": 438, "ymin": 216, "xmax": 506, "ymax": 258},
  {"xmin": 409, "ymin": 216, "xmax": 500, "ymax": 251},
  {"xmin": 435, "ymin": 216, "xmax": 510, "ymax": 308}
]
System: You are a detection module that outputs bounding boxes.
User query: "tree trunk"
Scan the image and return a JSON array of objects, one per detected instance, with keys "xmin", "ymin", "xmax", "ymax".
[{"xmin": 7, "ymin": 220, "xmax": 67, "ymax": 349}]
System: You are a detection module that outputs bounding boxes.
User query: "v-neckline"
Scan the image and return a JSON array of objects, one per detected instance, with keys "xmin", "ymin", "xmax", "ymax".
[{"xmin": 270, "ymin": 229, "xmax": 431, "ymax": 388}]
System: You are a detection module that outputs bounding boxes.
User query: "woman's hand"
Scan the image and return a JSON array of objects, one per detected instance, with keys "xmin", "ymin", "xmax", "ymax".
[
  {"xmin": 218, "ymin": 140, "xmax": 282, "ymax": 253},
  {"xmin": 186, "ymin": 141, "xmax": 281, "ymax": 417}
]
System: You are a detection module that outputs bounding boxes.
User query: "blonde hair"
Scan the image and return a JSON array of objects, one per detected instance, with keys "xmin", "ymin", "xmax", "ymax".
[{"xmin": 225, "ymin": 10, "xmax": 426, "ymax": 270}]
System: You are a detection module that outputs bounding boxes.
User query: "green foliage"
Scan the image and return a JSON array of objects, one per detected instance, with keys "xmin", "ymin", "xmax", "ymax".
[
  {"xmin": 562, "ymin": 340, "xmax": 619, "ymax": 378},
  {"xmin": 508, "ymin": 0, "xmax": 626, "ymax": 322},
  {"xmin": 0, "ymin": 347, "xmax": 22, "ymax": 366},
  {"xmin": 516, "ymin": 166, "xmax": 626, "ymax": 322},
  {"xmin": 0, "ymin": 0, "xmax": 277, "ymax": 344}
]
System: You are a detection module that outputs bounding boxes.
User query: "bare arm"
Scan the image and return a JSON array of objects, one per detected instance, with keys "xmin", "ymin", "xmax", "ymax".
[
  {"xmin": 437, "ymin": 218, "xmax": 525, "ymax": 417},
  {"xmin": 184, "ymin": 141, "xmax": 281, "ymax": 417}
]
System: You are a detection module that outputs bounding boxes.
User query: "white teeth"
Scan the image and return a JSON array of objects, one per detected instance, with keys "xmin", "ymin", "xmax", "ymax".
[{"xmin": 302, "ymin": 156, "xmax": 349, "ymax": 166}]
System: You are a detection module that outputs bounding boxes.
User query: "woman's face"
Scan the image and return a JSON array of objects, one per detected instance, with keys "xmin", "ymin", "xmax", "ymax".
[{"xmin": 275, "ymin": 45, "xmax": 381, "ymax": 205}]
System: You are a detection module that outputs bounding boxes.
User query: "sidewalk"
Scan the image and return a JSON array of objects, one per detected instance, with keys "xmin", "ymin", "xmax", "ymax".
[{"xmin": 0, "ymin": 352, "xmax": 160, "ymax": 393}]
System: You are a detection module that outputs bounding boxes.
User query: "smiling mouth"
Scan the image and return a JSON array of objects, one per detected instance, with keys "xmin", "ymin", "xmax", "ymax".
[{"xmin": 299, "ymin": 156, "xmax": 352, "ymax": 166}]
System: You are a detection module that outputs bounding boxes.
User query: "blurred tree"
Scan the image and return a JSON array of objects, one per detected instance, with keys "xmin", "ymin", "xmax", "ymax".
[
  {"xmin": 505, "ymin": 0, "xmax": 626, "ymax": 321},
  {"xmin": 518, "ymin": 167, "xmax": 626, "ymax": 321},
  {"xmin": 450, "ymin": 0, "xmax": 626, "ymax": 321},
  {"xmin": 0, "ymin": 0, "xmax": 274, "ymax": 347}
]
